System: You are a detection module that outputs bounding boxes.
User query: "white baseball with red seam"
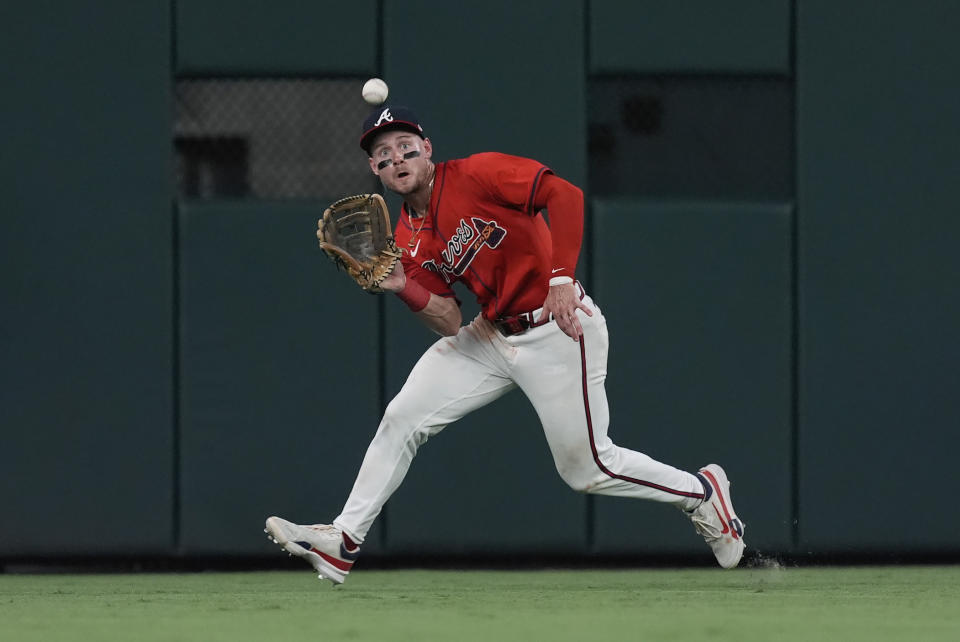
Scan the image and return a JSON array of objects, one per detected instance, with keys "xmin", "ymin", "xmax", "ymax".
[{"xmin": 362, "ymin": 78, "xmax": 389, "ymax": 105}]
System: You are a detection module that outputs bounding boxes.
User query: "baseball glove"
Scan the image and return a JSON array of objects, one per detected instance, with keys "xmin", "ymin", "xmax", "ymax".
[{"xmin": 316, "ymin": 193, "xmax": 402, "ymax": 293}]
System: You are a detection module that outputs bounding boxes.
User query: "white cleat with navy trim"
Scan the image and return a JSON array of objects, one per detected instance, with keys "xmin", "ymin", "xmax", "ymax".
[
  {"xmin": 689, "ymin": 464, "xmax": 746, "ymax": 569},
  {"xmin": 264, "ymin": 516, "xmax": 359, "ymax": 585}
]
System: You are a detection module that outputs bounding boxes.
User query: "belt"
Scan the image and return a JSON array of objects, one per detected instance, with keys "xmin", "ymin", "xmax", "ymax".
[{"xmin": 493, "ymin": 282, "xmax": 586, "ymax": 337}]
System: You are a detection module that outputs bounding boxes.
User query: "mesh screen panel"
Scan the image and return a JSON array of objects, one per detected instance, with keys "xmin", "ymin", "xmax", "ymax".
[{"xmin": 174, "ymin": 79, "xmax": 377, "ymax": 200}]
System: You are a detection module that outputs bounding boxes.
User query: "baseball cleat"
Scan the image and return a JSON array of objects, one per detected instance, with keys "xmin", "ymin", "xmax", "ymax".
[
  {"xmin": 689, "ymin": 464, "xmax": 745, "ymax": 569},
  {"xmin": 264, "ymin": 516, "xmax": 359, "ymax": 585}
]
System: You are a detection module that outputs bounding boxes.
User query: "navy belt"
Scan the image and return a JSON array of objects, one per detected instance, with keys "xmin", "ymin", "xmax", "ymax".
[
  {"xmin": 493, "ymin": 282, "xmax": 586, "ymax": 337},
  {"xmin": 493, "ymin": 313, "xmax": 539, "ymax": 336}
]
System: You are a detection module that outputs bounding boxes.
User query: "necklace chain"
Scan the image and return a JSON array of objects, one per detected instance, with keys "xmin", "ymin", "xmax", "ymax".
[
  {"xmin": 408, "ymin": 213, "xmax": 427, "ymax": 248},
  {"xmin": 407, "ymin": 174, "xmax": 435, "ymax": 249}
]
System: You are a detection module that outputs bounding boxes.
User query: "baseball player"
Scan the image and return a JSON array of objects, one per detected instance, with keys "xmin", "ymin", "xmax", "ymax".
[{"xmin": 266, "ymin": 105, "xmax": 745, "ymax": 584}]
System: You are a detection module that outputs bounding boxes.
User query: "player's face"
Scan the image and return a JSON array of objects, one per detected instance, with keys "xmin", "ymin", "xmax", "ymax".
[{"xmin": 368, "ymin": 131, "xmax": 433, "ymax": 196}]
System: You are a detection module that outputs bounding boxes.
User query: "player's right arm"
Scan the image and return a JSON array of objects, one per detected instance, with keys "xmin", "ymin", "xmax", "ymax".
[{"xmin": 380, "ymin": 262, "xmax": 462, "ymax": 336}]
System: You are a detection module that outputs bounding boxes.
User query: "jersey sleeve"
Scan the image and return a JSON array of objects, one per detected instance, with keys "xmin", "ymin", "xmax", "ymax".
[
  {"xmin": 532, "ymin": 173, "xmax": 584, "ymax": 279},
  {"xmin": 465, "ymin": 152, "xmax": 553, "ymax": 215}
]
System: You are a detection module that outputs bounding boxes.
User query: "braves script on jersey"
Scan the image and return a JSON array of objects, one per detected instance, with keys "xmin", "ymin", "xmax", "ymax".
[{"xmin": 395, "ymin": 152, "xmax": 556, "ymax": 319}]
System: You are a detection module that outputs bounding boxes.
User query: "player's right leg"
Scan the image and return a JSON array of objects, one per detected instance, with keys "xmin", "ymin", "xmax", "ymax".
[
  {"xmin": 266, "ymin": 315, "xmax": 516, "ymax": 583},
  {"xmin": 333, "ymin": 317, "xmax": 516, "ymax": 541},
  {"xmin": 264, "ymin": 517, "xmax": 358, "ymax": 585}
]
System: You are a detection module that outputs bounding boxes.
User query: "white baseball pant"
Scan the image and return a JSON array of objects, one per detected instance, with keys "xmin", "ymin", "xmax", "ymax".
[{"xmin": 334, "ymin": 292, "xmax": 704, "ymax": 543}]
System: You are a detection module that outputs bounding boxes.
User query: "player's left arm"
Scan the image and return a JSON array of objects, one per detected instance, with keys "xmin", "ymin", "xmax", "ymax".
[{"xmin": 533, "ymin": 173, "xmax": 593, "ymax": 341}]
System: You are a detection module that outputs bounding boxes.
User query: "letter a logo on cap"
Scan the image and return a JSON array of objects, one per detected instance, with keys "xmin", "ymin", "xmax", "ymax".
[{"xmin": 375, "ymin": 108, "xmax": 393, "ymax": 126}]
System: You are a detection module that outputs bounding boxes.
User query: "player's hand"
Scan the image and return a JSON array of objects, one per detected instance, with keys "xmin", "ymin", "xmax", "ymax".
[
  {"xmin": 379, "ymin": 261, "xmax": 406, "ymax": 293},
  {"xmin": 541, "ymin": 283, "xmax": 593, "ymax": 341}
]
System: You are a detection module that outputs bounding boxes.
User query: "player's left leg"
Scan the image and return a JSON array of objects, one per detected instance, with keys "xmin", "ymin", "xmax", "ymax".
[
  {"xmin": 509, "ymin": 295, "xmax": 704, "ymax": 509},
  {"xmin": 509, "ymin": 294, "xmax": 745, "ymax": 567}
]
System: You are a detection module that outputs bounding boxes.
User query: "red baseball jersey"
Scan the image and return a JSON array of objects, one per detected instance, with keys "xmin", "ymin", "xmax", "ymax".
[{"xmin": 394, "ymin": 152, "xmax": 560, "ymax": 320}]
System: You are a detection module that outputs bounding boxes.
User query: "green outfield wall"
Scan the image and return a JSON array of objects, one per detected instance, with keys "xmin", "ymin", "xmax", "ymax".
[
  {"xmin": 795, "ymin": 0, "xmax": 960, "ymax": 552},
  {"xmin": 2, "ymin": 0, "xmax": 957, "ymax": 561},
  {"xmin": 1, "ymin": 1, "xmax": 174, "ymax": 555}
]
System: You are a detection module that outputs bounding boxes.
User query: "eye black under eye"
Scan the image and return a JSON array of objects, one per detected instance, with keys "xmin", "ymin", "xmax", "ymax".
[{"xmin": 377, "ymin": 159, "xmax": 393, "ymax": 170}]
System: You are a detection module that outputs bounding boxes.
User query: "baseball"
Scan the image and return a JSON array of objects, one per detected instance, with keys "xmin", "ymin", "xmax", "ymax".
[{"xmin": 362, "ymin": 78, "xmax": 389, "ymax": 105}]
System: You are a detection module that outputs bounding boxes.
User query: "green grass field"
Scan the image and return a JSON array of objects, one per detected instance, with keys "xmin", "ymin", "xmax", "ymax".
[{"xmin": 2, "ymin": 565, "xmax": 958, "ymax": 641}]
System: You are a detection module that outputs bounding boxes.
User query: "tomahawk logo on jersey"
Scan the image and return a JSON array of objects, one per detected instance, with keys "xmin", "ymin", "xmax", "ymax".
[
  {"xmin": 420, "ymin": 217, "xmax": 508, "ymax": 282},
  {"xmin": 395, "ymin": 152, "xmax": 554, "ymax": 319}
]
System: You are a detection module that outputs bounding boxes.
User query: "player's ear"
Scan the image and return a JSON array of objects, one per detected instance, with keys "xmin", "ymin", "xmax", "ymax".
[
  {"xmin": 422, "ymin": 138, "xmax": 433, "ymax": 160},
  {"xmin": 368, "ymin": 156, "xmax": 380, "ymax": 176}
]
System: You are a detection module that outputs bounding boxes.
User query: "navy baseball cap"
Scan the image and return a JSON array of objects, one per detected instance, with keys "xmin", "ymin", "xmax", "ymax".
[{"xmin": 359, "ymin": 105, "xmax": 425, "ymax": 154}]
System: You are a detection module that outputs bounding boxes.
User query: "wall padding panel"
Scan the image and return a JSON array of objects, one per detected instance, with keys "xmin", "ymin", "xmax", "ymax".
[
  {"xmin": 178, "ymin": 202, "xmax": 383, "ymax": 553},
  {"xmin": 379, "ymin": 0, "xmax": 590, "ymax": 554},
  {"xmin": 590, "ymin": 199, "xmax": 793, "ymax": 555},
  {"xmin": 590, "ymin": 0, "xmax": 792, "ymax": 74},
  {"xmin": 796, "ymin": 1, "xmax": 960, "ymax": 552},
  {"xmin": 380, "ymin": 290, "xmax": 587, "ymax": 554},
  {"xmin": 176, "ymin": 0, "xmax": 378, "ymax": 75},
  {"xmin": 0, "ymin": 2, "xmax": 174, "ymax": 555}
]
